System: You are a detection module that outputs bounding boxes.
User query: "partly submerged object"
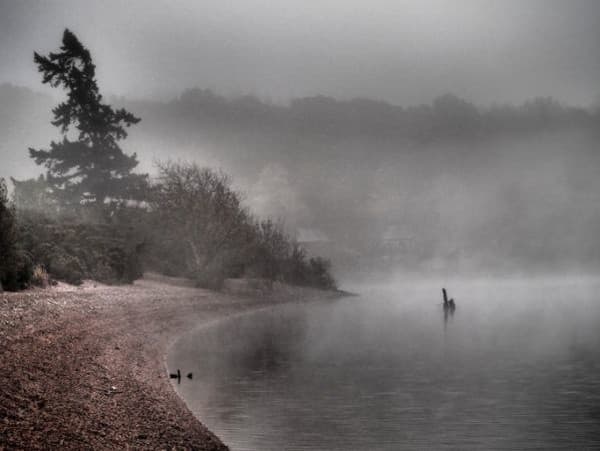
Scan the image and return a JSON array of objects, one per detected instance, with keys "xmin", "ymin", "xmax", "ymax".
[{"xmin": 442, "ymin": 288, "xmax": 456, "ymax": 311}]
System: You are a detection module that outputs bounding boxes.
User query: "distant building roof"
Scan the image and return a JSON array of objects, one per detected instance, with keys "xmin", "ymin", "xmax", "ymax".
[{"xmin": 297, "ymin": 227, "xmax": 330, "ymax": 243}]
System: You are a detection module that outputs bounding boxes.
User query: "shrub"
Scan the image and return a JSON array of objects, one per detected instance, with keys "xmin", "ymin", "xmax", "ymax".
[
  {"xmin": 307, "ymin": 257, "xmax": 336, "ymax": 289},
  {"xmin": 0, "ymin": 178, "xmax": 32, "ymax": 291},
  {"xmin": 48, "ymin": 252, "xmax": 85, "ymax": 285},
  {"xmin": 31, "ymin": 264, "xmax": 50, "ymax": 288},
  {"xmin": 16, "ymin": 209, "xmax": 144, "ymax": 285}
]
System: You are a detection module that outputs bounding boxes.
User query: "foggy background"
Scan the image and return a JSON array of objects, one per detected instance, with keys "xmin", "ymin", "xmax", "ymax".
[
  {"xmin": 1, "ymin": 0, "xmax": 600, "ymax": 280},
  {"xmin": 2, "ymin": 0, "xmax": 599, "ymax": 104}
]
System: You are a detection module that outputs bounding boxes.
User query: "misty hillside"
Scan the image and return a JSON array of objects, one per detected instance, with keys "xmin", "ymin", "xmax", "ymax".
[{"xmin": 3, "ymin": 83, "xmax": 600, "ymax": 276}]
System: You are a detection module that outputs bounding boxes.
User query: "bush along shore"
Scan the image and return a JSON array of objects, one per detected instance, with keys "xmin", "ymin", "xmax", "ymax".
[
  {"xmin": 1, "ymin": 167, "xmax": 337, "ymax": 293},
  {"xmin": 1, "ymin": 29, "xmax": 336, "ymax": 293}
]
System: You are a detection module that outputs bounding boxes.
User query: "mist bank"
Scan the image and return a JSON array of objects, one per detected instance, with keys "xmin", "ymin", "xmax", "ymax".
[
  {"xmin": 118, "ymin": 90, "xmax": 600, "ymax": 277},
  {"xmin": 2, "ymin": 83, "xmax": 600, "ymax": 278},
  {"xmin": 3, "ymin": 83, "xmax": 598, "ymax": 180}
]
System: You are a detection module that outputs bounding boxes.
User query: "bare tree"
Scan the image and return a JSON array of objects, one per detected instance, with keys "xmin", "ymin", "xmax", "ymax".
[{"xmin": 152, "ymin": 161, "xmax": 252, "ymax": 286}]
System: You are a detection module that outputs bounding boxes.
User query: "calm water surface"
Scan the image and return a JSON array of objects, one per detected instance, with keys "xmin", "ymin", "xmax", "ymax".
[{"xmin": 169, "ymin": 277, "xmax": 600, "ymax": 450}]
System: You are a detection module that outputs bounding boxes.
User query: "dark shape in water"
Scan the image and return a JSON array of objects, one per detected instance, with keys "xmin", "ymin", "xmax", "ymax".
[
  {"xmin": 442, "ymin": 288, "xmax": 456, "ymax": 313},
  {"xmin": 169, "ymin": 369, "xmax": 181, "ymax": 383},
  {"xmin": 187, "ymin": 372, "xmax": 193, "ymax": 379}
]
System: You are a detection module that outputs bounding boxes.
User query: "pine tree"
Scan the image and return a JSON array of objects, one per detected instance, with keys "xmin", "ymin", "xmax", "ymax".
[
  {"xmin": 29, "ymin": 29, "xmax": 146, "ymax": 209},
  {"xmin": 0, "ymin": 178, "xmax": 23, "ymax": 290}
]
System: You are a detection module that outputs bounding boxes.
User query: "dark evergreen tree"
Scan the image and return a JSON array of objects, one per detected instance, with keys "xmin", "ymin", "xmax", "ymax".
[
  {"xmin": 0, "ymin": 178, "xmax": 32, "ymax": 291},
  {"xmin": 29, "ymin": 29, "xmax": 146, "ymax": 209},
  {"xmin": 0, "ymin": 178, "xmax": 16, "ymax": 288}
]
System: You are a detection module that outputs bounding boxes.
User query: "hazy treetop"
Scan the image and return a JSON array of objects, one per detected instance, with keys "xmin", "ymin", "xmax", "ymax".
[{"xmin": 0, "ymin": 0, "xmax": 599, "ymax": 106}]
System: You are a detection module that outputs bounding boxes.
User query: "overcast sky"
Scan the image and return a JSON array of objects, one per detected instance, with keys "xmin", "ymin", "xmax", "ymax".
[{"xmin": 1, "ymin": 0, "xmax": 599, "ymax": 106}]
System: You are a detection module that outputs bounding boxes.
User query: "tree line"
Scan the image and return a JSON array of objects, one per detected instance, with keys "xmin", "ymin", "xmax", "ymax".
[
  {"xmin": 123, "ymin": 86, "xmax": 599, "ymax": 144},
  {"xmin": 0, "ymin": 29, "xmax": 335, "ymax": 292}
]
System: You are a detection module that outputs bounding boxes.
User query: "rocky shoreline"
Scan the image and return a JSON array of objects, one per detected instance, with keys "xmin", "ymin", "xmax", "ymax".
[{"xmin": 0, "ymin": 274, "xmax": 343, "ymax": 450}]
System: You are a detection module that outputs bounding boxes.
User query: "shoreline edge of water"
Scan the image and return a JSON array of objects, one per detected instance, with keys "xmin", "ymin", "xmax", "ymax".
[{"xmin": 0, "ymin": 274, "xmax": 348, "ymax": 450}]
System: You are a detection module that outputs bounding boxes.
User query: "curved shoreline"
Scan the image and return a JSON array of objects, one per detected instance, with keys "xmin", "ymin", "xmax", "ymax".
[
  {"xmin": 164, "ymin": 294, "xmax": 343, "ymax": 439},
  {"xmin": 162, "ymin": 305, "xmax": 285, "ymax": 432},
  {"xmin": 0, "ymin": 275, "xmax": 345, "ymax": 450}
]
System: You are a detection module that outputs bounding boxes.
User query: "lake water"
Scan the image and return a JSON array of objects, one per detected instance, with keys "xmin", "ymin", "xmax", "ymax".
[{"xmin": 169, "ymin": 277, "xmax": 600, "ymax": 450}]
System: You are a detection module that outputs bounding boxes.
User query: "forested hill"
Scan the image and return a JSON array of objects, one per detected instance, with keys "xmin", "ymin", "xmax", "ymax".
[
  {"xmin": 120, "ymin": 88, "xmax": 599, "ymax": 141},
  {"xmin": 3, "ymin": 83, "xmax": 600, "ymax": 275},
  {"xmin": 2, "ymin": 82, "xmax": 599, "ymax": 183}
]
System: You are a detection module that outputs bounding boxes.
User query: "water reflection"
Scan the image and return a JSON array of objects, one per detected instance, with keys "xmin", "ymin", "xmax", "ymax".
[
  {"xmin": 442, "ymin": 287, "xmax": 456, "ymax": 328},
  {"xmin": 228, "ymin": 312, "xmax": 308, "ymax": 378},
  {"xmin": 170, "ymin": 278, "xmax": 600, "ymax": 450},
  {"xmin": 443, "ymin": 304, "xmax": 454, "ymax": 328}
]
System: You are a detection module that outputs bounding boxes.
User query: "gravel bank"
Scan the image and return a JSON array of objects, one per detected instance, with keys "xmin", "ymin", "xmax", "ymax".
[{"xmin": 0, "ymin": 275, "xmax": 341, "ymax": 450}]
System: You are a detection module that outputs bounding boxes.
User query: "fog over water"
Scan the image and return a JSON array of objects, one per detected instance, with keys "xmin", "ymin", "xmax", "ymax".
[{"xmin": 170, "ymin": 277, "xmax": 600, "ymax": 450}]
